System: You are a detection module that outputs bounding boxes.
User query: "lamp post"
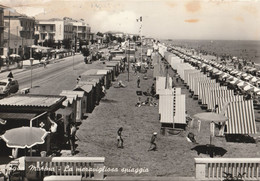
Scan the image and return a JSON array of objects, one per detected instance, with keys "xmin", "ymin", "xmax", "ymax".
[
  {"xmin": 73, "ymin": 33, "xmax": 77, "ymax": 70},
  {"xmin": 7, "ymin": 10, "xmax": 10, "ymax": 70},
  {"xmin": 30, "ymin": 23, "xmax": 34, "ymax": 88},
  {"xmin": 127, "ymin": 40, "xmax": 130, "ymax": 82}
]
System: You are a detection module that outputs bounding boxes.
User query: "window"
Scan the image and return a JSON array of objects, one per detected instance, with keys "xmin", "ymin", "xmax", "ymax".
[
  {"xmin": 50, "ymin": 26, "xmax": 53, "ymax": 31},
  {"xmin": 42, "ymin": 25, "xmax": 46, "ymax": 31},
  {"xmin": 41, "ymin": 34, "xmax": 46, "ymax": 40}
]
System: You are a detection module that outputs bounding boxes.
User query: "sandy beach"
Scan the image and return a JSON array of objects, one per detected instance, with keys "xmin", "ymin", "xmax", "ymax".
[{"xmin": 68, "ymin": 46, "xmax": 260, "ymax": 177}]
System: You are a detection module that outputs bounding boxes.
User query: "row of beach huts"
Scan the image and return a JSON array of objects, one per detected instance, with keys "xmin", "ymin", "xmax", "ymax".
[{"xmin": 154, "ymin": 43, "xmax": 258, "ymax": 137}]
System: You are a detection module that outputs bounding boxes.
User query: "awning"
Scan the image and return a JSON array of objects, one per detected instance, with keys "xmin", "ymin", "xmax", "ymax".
[
  {"xmin": 0, "ymin": 113, "xmax": 36, "ymax": 120},
  {"xmin": 225, "ymin": 100, "xmax": 257, "ymax": 134},
  {"xmin": 56, "ymin": 107, "xmax": 73, "ymax": 116}
]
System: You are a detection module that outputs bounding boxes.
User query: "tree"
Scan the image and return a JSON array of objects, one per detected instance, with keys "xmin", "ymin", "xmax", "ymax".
[
  {"xmin": 34, "ymin": 34, "xmax": 39, "ymax": 45},
  {"xmin": 117, "ymin": 37, "xmax": 123, "ymax": 43},
  {"xmin": 57, "ymin": 41, "xmax": 61, "ymax": 49},
  {"xmin": 82, "ymin": 47, "xmax": 90, "ymax": 57},
  {"xmin": 62, "ymin": 38, "xmax": 71, "ymax": 49},
  {"xmin": 43, "ymin": 39, "xmax": 48, "ymax": 47},
  {"xmin": 47, "ymin": 39, "xmax": 55, "ymax": 48},
  {"xmin": 96, "ymin": 32, "xmax": 103, "ymax": 37},
  {"xmin": 133, "ymin": 36, "xmax": 137, "ymax": 42}
]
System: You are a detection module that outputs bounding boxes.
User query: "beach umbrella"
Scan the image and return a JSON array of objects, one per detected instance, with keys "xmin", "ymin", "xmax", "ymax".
[
  {"xmin": 201, "ymin": 64, "xmax": 207, "ymax": 68},
  {"xmin": 243, "ymin": 85, "xmax": 254, "ymax": 91},
  {"xmin": 207, "ymin": 66, "xmax": 213, "ymax": 71},
  {"xmin": 237, "ymin": 81, "xmax": 246, "ymax": 87},
  {"xmin": 236, "ymin": 72, "xmax": 243, "ymax": 76},
  {"xmin": 244, "ymin": 75, "xmax": 253, "ymax": 81},
  {"xmin": 241, "ymin": 73, "xmax": 248, "ymax": 77},
  {"xmin": 249, "ymin": 67, "xmax": 257, "ymax": 72},
  {"xmin": 250, "ymin": 77, "xmax": 258, "ymax": 83},
  {"xmin": 229, "ymin": 78, "xmax": 240, "ymax": 85},
  {"xmin": 1, "ymin": 127, "xmax": 49, "ymax": 149},
  {"xmin": 194, "ymin": 112, "xmax": 228, "ymax": 122},
  {"xmin": 212, "ymin": 68, "xmax": 219, "ymax": 74},
  {"xmin": 193, "ymin": 112, "xmax": 228, "ymax": 145},
  {"xmin": 215, "ymin": 71, "xmax": 223, "ymax": 75},
  {"xmin": 7, "ymin": 71, "xmax": 13, "ymax": 78},
  {"xmin": 9, "ymin": 54, "xmax": 20, "ymax": 58},
  {"xmin": 30, "ymin": 45, "xmax": 39, "ymax": 48},
  {"xmin": 253, "ymin": 87, "xmax": 260, "ymax": 93},
  {"xmin": 223, "ymin": 73, "xmax": 231, "ymax": 79}
]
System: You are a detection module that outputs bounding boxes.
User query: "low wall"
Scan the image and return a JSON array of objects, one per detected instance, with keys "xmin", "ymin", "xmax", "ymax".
[
  {"xmin": 25, "ymin": 157, "xmax": 105, "ymax": 180},
  {"xmin": 195, "ymin": 158, "xmax": 260, "ymax": 180}
]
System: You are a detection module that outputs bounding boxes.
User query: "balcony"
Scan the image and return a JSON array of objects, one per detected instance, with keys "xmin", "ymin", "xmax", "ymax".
[{"xmin": 38, "ymin": 29, "xmax": 55, "ymax": 33}]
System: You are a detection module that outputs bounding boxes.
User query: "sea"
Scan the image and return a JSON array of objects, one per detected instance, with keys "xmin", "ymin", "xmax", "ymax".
[{"xmin": 161, "ymin": 40, "xmax": 260, "ymax": 64}]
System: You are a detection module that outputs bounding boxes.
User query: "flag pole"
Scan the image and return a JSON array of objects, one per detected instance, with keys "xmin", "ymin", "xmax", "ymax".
[
  {"xmin": 128, "ymin": 40, "xmax": 130, "ymax": 82},
  {"xmin": 140, "ymin": 16, "xmax": 142, "ymax": 63}
]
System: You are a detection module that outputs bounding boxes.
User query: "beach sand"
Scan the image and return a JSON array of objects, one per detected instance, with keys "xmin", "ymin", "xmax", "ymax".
[{"xmin": 74, "ymin": 47, "xmax": 260, "ymax": 177}]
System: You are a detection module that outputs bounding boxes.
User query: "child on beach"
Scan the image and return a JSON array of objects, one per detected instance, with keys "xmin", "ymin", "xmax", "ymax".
[
  {"xmin": 148, "ymin": 132, "xmax": 157, "ymax": 151},
  {"xmin": 137, "ymin": 76, "xmax": 140, "ymax": 88},
  {"xmin": 117, "ymin": 127, "xmax": 124, "ymax": 148}
]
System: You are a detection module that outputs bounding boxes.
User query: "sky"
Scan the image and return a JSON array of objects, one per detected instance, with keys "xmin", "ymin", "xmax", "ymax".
[{"xmin": 1, "ymin": 0, "xmax": 260, "ymax": 40}]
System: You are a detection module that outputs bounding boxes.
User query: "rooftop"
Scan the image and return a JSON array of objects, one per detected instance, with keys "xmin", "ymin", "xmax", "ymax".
[
  {"xmin": 4, "ymin": 9, "xmax": 34, "ymax": 20},
  {"xmin": 0, "ymin": 94, "xmax": 66, "ymax": 108}
]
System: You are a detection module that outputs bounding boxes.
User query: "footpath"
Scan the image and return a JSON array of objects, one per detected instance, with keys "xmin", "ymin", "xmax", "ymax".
[{"xmin": 0, "ymin": 54, "xmax": 81, "ymax": 77}]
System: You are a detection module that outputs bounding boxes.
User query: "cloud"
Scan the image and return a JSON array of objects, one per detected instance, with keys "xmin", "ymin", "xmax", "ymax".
[{"xmin": 185, "ymin": 19, "xmax": 199, "ymax": 23}]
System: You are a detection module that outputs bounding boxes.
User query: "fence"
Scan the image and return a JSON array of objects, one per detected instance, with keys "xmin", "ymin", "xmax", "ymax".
[
  {"xmin": 195, "ymin": 158, "xmax": 260, "ymax": 180},
  {"xmin": 25, "ymin": 157, "xmax": 105, "ymax": 180}
]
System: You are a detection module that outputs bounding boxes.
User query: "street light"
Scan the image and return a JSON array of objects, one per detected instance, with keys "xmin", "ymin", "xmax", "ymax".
[{"xmin": 30, "ymin": 58, "xmax": 33, "ymax": 88}]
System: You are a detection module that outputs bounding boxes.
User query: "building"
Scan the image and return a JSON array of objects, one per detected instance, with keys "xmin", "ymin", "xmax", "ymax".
[
  {"xmin": 64, "ymin": 17, "xmax": 91, "ymax": 42},
  {"xmin": 3, "ymin": 9, "xmax": 35, "ymax": 56},
  {"xmin": 35, "ymin": 18, "xmax": 74, "ymax": 44},
  {"xmin": 0, "ymin": 4, "xmax": 8, "ymax": 56}
]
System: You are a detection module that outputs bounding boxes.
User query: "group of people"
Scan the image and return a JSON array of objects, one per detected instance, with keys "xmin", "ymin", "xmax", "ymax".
[
  {"xmin": 47, "ymin": 113, "xmax": 77, "ymax": 156},
  {"xmin": 117, "ymin": 127, "xmax": 158, "ymax": 151}
]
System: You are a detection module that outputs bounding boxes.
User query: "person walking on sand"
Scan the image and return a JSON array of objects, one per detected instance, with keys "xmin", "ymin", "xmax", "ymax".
[
  {"xmin": 69, "ymin": 122, "xmax": 77, "ymax": 155},
  {"xmin": 76, "ymin": 75, "xmax": 81, "ymax": 84},
  {"xmin": 148, "ymin": 132, "xmax": 157, "ymax": 151},
  {"xmin": 137, "ymin": 76, "xmax": 140, "ymax": 88},
  {"xmin": 117, "ymin": 127, "xmax": 124, "ymax": 148}
]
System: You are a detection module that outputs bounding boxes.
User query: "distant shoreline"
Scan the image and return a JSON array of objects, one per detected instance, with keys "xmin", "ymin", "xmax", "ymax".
[{"xmin": 161, "ymin": 39, "xmax": 260, "ymax": 64}]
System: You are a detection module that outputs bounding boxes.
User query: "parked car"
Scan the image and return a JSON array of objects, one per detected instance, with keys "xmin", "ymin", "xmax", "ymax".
[
  {"xmin": 40, "ymin": 57, "xmax": 50, "ymax": 65},
  {"xmin": 0, "ymin": 78, "xmax": 19, "ymax": 97}
]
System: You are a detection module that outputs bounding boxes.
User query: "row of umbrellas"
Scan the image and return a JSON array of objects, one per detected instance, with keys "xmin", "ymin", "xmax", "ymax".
[
  {"xmin": 0, "ymin": 46, "xmax": 72, "ymax": 59},
  {"xmin": 1, "ymin": 54, "xmax": 21, "ymax": 59},
  {"xmin": 169, "ymin": 46, "xmax": 260, "ymax": 96}
]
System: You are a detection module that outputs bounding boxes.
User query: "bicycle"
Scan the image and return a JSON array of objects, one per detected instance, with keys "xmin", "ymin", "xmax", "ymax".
[{"xmin": 223, "ymin": 172, "xmax": 246, "ymax": 181}]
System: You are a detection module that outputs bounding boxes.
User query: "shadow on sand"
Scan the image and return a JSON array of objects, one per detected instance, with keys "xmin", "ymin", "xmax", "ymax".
[
  {"xmin": 100, "ymin": 99, "xmax": 118, "ymax": 103},
  {"xmin": 191, "ymin": 144, "xmax": 227, "ymax": 158}
]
